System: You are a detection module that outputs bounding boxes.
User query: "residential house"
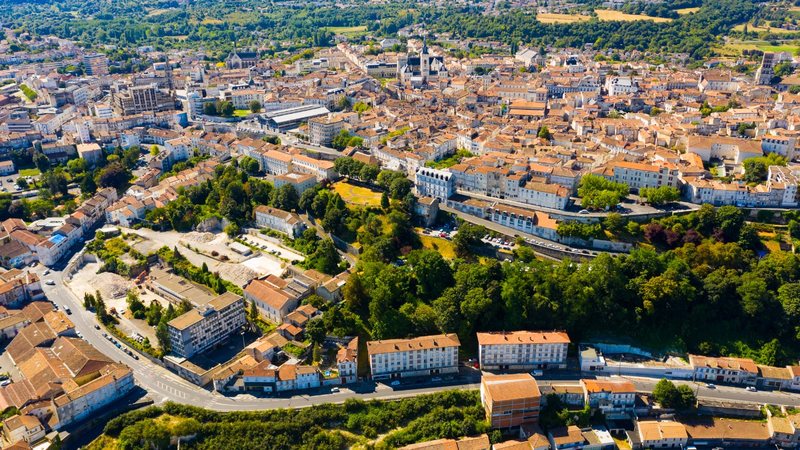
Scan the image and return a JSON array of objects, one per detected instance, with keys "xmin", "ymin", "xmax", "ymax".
[{"xmin": 481, "ymin": 373, "xmax": 541, "ymax": 429}]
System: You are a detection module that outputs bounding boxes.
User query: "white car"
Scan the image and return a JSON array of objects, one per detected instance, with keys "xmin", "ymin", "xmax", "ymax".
[
  {"xmin": 44, "ymin": 279, "xmax": 55, "ymax": 285},
  {"xmin": 745, "ymin": 386, "xmax": 757, "ymax": 392},
  {"xmin": 0, "ymin": 380, "xmax": 10, "ymax": 387}
]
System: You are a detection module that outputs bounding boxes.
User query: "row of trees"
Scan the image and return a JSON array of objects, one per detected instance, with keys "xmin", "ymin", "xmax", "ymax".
[{"xmin": 100, "ymin": 391, "xmax": 487, "ymax": 450}]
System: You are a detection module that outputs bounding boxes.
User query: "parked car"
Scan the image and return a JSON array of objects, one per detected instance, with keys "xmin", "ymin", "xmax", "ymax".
[
  {"xmin": 331, "ymin": 387, "xmax": 340, "ymax": 393},
  {"xmin": 390, "ymin": 380, "xmax": 401, "ymax": 386},
  {"xmin": 431, "ymin": 377, "xmax": 442, "ymax": 382},
  {"xmin": 0, "ymin": 380, "xmax": 11, "ymax": 387},
  {"xmin": 578, "ymin": 209, "xmax": 590, "ymax": 214},
  {"xmin": 94, "ymin": 324, "xmax": 101, "ymax": 330},
  {"xmin": 745, "ymin": 386, "xmax": 757, "ymax": 392},
  {"xmin": 705, "ymin": 383, "xmax": 716, "ymax": 389},
  {"xmin": 44, "ymin": 279, "xmax": 55, "ymax": 285},
  {"xmin": 64, "ymin": 307, "xmax": 71, "ymax": 315},
  {"xmin": 530, "ymin": 370, "xmax": 543, "ymax": 377},
  {"xmin": 43, "ymin": 269, "xmax": 50, "ymax": 275}
]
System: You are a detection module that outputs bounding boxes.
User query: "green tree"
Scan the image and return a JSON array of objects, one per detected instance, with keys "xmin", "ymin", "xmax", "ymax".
[
  {"xmin": 271, "ymin": 184, "xmax": 299, "ymax": 211},
  {"xmin": 640, "ymin": 186, "xmax": 680, "ymax": 206},
  {"xmin": 249, "ymin": 100, "xmax": 262, "ymax": 113},
  {"xmin": 537, "ymin": 125, "xmax": 552, "ymax": 140},
  {"xmin": 156, "ymin": 322, "xmax": 171, "ymax": 352}
]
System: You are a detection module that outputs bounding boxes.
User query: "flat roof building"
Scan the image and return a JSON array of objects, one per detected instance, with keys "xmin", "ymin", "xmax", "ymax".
[{"xmin": 168, "ymin": 292, "xmax": 247, "ymax": 358}]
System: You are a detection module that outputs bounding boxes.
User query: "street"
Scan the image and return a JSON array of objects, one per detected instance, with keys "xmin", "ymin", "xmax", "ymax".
[{"xmin": 33, "ymin": 253, "xmax": 800, "ymax": 412}]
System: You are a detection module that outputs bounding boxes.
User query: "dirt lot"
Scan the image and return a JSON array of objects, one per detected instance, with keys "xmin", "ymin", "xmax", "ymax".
[{"xmin": 123, "ymin": 228, "xmax": 286, "ymax": 287}]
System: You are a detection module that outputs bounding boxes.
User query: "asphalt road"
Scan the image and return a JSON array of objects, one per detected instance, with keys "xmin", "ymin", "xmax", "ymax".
[{"xmin": 35, "ymin": 253, "xmax": 800, "ymax": 412}]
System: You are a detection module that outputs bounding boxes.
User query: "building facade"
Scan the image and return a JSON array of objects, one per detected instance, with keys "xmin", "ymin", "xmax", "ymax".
[{"xmin": 367, "ymin": 334, "xmax": 460, "ymax": 380}]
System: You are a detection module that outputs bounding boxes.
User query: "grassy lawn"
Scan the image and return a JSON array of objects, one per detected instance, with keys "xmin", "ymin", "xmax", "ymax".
[
  {"xmin": 537, "ymin": 12, "xmax": 591, "ymax": 23},
  {"xmin": 323, "ymin": 26, "xmax": 368, "ymax": 37},
  {"xmin": 233, "ymin": 109, "xmax": 252, "ymax": 118},
  {"xmin": 417, "ymin": 231, "xmax": 457, "ymax": 259},
  {"xmin": 595, "ymin": 9, "xmax": 673, "ymax": 22},
  {"xmin": 675, "ymin": 7, "xmax": 700, "ymax": 14},
  {"xmin": 18, "ymin": 168, "xmax": 40, "ymax": 177},
  {"xmin": 718, "ymin": 40, "xmax": 800, "ymax": 55},
  {"xmin": 331, "ymin": 180, "xmax": 383, "ymax": 207},
  {"xmin": 732, "ymin": 23, "xmax": 800, "ymax": 34}
]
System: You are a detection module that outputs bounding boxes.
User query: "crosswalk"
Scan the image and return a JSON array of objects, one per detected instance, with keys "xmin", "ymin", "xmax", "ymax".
[{"xmin": 155, "ymin": 380, "xmax": 187, "ymax": 400}]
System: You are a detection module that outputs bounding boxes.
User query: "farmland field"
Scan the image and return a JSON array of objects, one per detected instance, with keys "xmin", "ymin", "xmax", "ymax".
[
  {"xmin": 595, "ymin": 9, "xmax": 672, "ymax": 22},
  {"xmin": 718, "ymin": 40, "xmax": 800, "ymax": 55},
  {"xmin": 536, "ymin": 12, "xmax": 591, "ymax": 23},
  {"xmin": 331, "ymin": 180, "xmax": 383, "ymax": 207},
  {"xmin": 732, "ymin": 23, "xmax": 800, "ymax": 34},
  {"xmin": 675, "ymin": 7, "xmax": 700, "ymax": 14}
]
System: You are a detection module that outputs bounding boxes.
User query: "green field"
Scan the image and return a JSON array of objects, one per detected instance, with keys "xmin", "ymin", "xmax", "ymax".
[
  {"xmin": 331, "ymin": 180, "xmax": 383, "ymax": 207},
  {"xmin": 19, "ymin": 168, "xmax": 40, "ymax": 177},
  {"xmin": 418, "ymin": 232, "xmax": 457, "ymax": 259},
  {"xmin": 323, "ymin": 26, "xmax": 368, "ymax": 37},
  {"xmin": 719, "ymin": 39, "xmax": 800, "ymax": 55}
]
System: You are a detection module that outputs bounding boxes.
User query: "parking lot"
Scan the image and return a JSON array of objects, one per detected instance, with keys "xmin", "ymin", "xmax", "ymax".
[{"xmin": 0, "ymin": 172, "xmax": 36, "ymax": 194}]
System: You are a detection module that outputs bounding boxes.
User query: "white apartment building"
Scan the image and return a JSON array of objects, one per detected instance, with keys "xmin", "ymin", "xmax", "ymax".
[
  {"xmin": 606, "ymin": 77, "xmax": 639, "ymax": 96},
  {"xmin": 687, "ymin": 135, "xmax": 762, "ymax": 164},
  {"xmin": 262, "ymin": 150, "xmax": 293, "ymax": 176},
  {"xmin": 291, "ymin": 154, "xmax": 337, "ymax": 181},
  {"xmin": 477, "ymin": 330, "xmax": 570, "ymax": 371},
  {"xmin": 53, "ymin": 364, "xmax": 135, "ymax": 429},
  {"xmin": 581, "ymin": 379, "xmax": 637, "ymax": 414},
  {"xmin": 308, "ymin": 115, "xmax": 344, "ymax": 146},
  {"xmin": 517, "ymin": 182, "xmax": 571, "ymax": 210},
  {"xmin": 167, "ymin": 292, "xmax": 247, "ymax": 358},
  {"xmin": 254, "ymin": 205, "xmax": 304, "ymax": 237},
  {"xmin": 606, "ymin": 160, "xmax": 680, "ymax": 192},
  {"xmin": 689, "ymin": 354, "xmax": 758, "ymax": 385},
  {"xmin": 762, "ymin": 135, "xmax": 797, "ymax": 160},
  {"xmin": 367, "ymin": 334, "xmax": 460, "ymax": 380},
  {"xmin": 415, "ymin": 167, "xmax": 455, "ymax": 200},
  {"xmin": 634, "ymin": 421, "xmax": 689, "ymax": 449}
]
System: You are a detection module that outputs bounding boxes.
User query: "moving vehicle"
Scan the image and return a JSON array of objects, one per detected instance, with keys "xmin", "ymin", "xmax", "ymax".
[
  {"xmin": 64, "ymin": 307, "xmax": 71, "ymax": 315},
  {"xmin": 705, "ymin": 383, "xmax": 716, "ymax": 389},
  {"xmin": 94, "ymin": 324, "xmax": 101, "ymax": 330}
]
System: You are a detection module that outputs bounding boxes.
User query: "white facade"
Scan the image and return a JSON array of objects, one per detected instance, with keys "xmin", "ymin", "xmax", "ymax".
[
  {"xmin": 168, "ymin": 293, "xmax": 247, "ymax": 358},
  {"xmin": 415, "ymin": 167, "xmax": 455, "ymax": 200},
  {"xmin": 367, "ymin": 334, "xmax": 460, "ymax": 380},
  {"xmin": 477, "ymin": 331, "xmax": 570, "ymax": 371},
  {"xmin": 254, "ymin": 206, "xmax": 304, "ymax": 237}
]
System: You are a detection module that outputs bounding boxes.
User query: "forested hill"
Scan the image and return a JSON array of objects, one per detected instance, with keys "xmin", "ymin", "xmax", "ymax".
[
  {"xmin": 428, "ymin": 0, "xmax": 759, "ymax": 59},
  {"xmin": 4, "ymin": 0, "xmax": 759, "ymax": 60}
]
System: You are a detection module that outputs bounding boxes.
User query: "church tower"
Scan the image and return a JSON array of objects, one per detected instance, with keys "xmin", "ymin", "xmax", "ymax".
[{"xmin": 420, "ymin": 36, "xmax": 430, "ymax": 79}]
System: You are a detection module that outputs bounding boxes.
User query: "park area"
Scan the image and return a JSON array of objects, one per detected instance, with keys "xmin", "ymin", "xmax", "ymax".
[{"xmin": 331, "ymin": 180, "xmax": 383, "ymax": 207}]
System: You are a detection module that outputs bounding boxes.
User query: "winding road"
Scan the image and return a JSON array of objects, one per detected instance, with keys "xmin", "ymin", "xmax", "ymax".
[{"xmin": 35, "ymin": 252, "xmax": 800, "ymax": 413}]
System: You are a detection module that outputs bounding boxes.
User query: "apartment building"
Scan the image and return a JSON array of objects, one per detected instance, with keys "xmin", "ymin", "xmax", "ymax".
[
  {"xmin": 254, "ymin": 205, "xmax": 304, "ymax": 237},
  {"xmin": 517, "ymin": 181, "xmax": 571, "ymax": 210},
  {"xmin": 308, "ymin": 115, "xmax": 344, "ymax": 146},
  {"xmin": 367, "ymin": 333, "xmax": 460, "ymax": 380},
  {"xmin": 477, "ymin": 330, "xmax": 570, "ymax": 371},
  {"xmin": 689, "ymin": 354, "xmax": 758, "ymax": 385},
  {"xmin": 167, "ymin": 292, "xmax": 247, "ymax": 358},
  {"xmin": 605, "ymin": 160, "xmax": 679, "ymax": 192},
  {"xmin": 686, "ymin": 135, "xmax": 762, "ymax": 164},
  {"xmin": 112, "ymin": 83, "xmax": 175, "ymax": 116},
  {"xmin": 52, "ymin": 363, "xmax": 135, "ymax": 429},
  {"xmin": 631, "ymin": 421, "xmax": 689, "ymax": 449},
  {"xmin": 337, "ymin": 337, "xmax": 359, "ymax": 384},
  {"xmin": 581, "ymin": 379, "xmax": 637, "ymax": 414},
  {"xmin": 291, "ymin": 154, "xmax": 337, "ymax": 181},
  {"xmin": 243, "ymin": 274, "xmax": 312, "ymax": 323},
  {"xmin": 415, "ymin": 167, "xmax": 455, "ymax": 200},
  {"xmin": 82, "ymin": 53, "xmax": 109, "ymax": 76},
  {"xmin": 481, "ymin": 373, "xmax": 541, "ymax": 429},
  {"xmin": 2, "ymin": 415, "xmax": 45, "ymax": 446}
]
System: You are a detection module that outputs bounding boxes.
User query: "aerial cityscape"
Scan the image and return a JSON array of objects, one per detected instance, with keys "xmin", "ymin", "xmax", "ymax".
[{"xmin": 1, "ymin": 0, "xmax": 800, "ymax": 448}]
